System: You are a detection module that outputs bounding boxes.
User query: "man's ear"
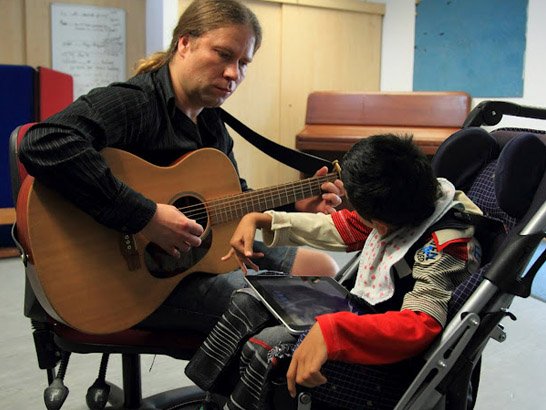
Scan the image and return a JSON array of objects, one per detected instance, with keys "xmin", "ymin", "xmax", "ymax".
[
  {"xmin": 177, "ymin": 35, "xmax": 191, "ymax": 56},
  {"xmin": 372, "ymin": 219, "xmax": 390, "ymax": 236}
]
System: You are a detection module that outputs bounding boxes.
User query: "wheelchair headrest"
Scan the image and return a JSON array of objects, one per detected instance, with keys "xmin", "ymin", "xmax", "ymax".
[
  {"xmin": 495, "ymin": 132, "xmax": 546, "ymax": 218},
  {"xmin": 432, "ymin": 128, "xmax": 499, "ymax": 192},
  {"xmin": 432, "ymin": 127, "xmax": 546, "ymax": 220}
]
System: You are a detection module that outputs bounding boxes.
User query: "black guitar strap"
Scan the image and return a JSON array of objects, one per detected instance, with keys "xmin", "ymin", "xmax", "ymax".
[{"xmin": 219, "ymin": 108, "xmax": 335, "ymax": 174}]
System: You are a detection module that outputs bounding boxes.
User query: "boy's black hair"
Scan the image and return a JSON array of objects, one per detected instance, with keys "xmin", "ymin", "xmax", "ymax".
[{"xmin": 341, "ymin": 134, "xmax": 438, "ymax": 227}]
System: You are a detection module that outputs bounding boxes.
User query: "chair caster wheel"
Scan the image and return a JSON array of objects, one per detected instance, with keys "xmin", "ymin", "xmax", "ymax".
[
  {"xmin": 44, "ymin": 377, "xmax": 69, "ymax": 410},
  {"xmin": 86, "ymin": 378, "xmax": 111, "ymax": 410}
]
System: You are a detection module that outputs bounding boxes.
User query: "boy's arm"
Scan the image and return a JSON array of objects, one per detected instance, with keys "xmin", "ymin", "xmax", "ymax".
[
  {"xmin": 286, "ymin": 310, "xmax": 440, "ymax": 397},
  {"xmin": 222, "ymin": 210, "xmax": 350, "ymax": 271},
  {"xmin": 316, "ymin": 309, "xmax": 441, "ymax": 364},
  {"xmin": 330, "ymin": 209, "xmax": 373, "ymax": 251},
  {"xmin": 225, "ymin": 209, "xmax": 370, "ymax": 265},
  {"xmin": 298, "ymin": 238, "xmax": 476, "ymax": 366},
  {"xmin": 261, "ymin": 210, "xmax": 355, "ymax": 251}
]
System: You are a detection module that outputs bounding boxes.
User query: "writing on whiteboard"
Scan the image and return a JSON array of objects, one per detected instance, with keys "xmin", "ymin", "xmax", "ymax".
[{"xmin": 51, "ymin": 4, "xmax": 126, "ymax": 99}]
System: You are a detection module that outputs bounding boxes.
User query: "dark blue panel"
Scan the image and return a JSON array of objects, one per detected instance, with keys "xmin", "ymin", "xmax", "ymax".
[
  {"xmin": 0, "ymin": 65, "xmax": 35, "ymax": 208},
  {"xmin": 414, "ymin": 0, "xmax": 528, "ymax": 98},
  {"xmin": 0, "ymin": 225, "xmax": 14, "ymax": 247}
]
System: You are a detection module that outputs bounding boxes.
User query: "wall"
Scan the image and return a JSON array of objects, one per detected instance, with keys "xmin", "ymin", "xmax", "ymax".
[
  {"xmin": 147, "ymin": 0, "xmax": 546, "ymax": 127},
  {"xmin": 145, "ymin": 0, "xmax": 178, "ymax": 56},
  {"xmin": 0, "ymin": 0, "xmax": 146, "ymax": 81},
  {"xmin": 379, "ymin": 0, "xmax": 414, "ymax": 91},
  {"xmin": 0, "ymin": 0, "xmax": 25, "ymax": 64},
  {"xmin": 413, "ymin": 0, "xmax": 528, "ymax": 98},
  {"xmin": 379, "ymin": 0, "xmax": 546, "ymax": 129}
]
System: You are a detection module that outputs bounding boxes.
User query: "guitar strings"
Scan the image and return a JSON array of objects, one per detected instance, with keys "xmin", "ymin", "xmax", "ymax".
[
  {"xmin": 175, "ymin": 173, "xmax": 338, "ymax": 222},
  {"xmin": 175, "ymin": 173, "xmax": 335, "ymax": 216},
  {"xmin": 178, "ymin": 173, "xmax": 335, "ymax": 219}
]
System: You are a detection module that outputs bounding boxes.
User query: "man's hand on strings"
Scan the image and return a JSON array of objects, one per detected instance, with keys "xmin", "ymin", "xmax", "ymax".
[
  {"xmin": 295, "ymin": 166, "xmax": 344, "ymax": 215},
  {"xmin": 140, "ymin": 203, "xmax": 203, "ymax": 258},
  {"xmin": 221, "ymin": 213, "xmax": 272, "ymax": 274}
]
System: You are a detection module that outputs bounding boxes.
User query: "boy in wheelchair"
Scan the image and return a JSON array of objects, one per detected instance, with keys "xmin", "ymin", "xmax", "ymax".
[{"xmin": 185, "ymin": 134, "xmax": 483, "ymax": 410}]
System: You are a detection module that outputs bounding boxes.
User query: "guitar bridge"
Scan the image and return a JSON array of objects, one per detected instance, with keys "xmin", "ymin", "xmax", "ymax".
[{"xmin": 119, "ymin": 233, "xmax": 141, "ymax": 271}]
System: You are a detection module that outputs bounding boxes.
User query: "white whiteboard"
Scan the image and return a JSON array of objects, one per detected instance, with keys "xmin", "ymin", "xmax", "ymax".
[{"xmin": 51, "ymin": 3, "xmax": 126, "ymax": 99}]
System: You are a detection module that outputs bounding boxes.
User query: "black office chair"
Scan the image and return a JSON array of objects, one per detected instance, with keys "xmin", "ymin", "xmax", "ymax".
[
  {"xmin": 285, "ymin": 101, "xmax": 546, "ymax": 410},
  {"xmin": 10, "ymin": 124, "xmax": 207, "ymax": 410}
]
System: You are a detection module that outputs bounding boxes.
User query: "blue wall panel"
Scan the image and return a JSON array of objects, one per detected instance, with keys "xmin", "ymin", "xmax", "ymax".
[
  {"xmin": 414, "ymin": 0, "xmax": 528, "ymax": 97},
  {"xmin": 0, "ymin": 65, "xmax": 35, "ymax": 247},
  {"xmin": 0, "ymin": 65, "xmax": 35, "ymax": 208}
]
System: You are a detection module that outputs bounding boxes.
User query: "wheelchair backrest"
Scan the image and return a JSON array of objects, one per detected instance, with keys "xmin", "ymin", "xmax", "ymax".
[
  {"xmin": 432, "ymin": 127, "xmax": 546, "ymax": 318},
  {"xmin": 432, "ymin": 126, "xmax": 546, "ymax": 262}
]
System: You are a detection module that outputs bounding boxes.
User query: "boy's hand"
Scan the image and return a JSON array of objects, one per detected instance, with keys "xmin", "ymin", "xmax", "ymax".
[
  {"xmin": 286, "ymin": 322, "xmax": 328, "ymax": 398},
  {"xmin": 295, "ymin": 166, "xmax": 344, "ymax": 215},
  {"xmin": 221, "ymin": 213, "xmax": 272, "ymax": 274}
]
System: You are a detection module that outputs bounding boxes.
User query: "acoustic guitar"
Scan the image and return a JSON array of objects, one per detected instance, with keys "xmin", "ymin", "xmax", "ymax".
[{"xmin": 16, "ymin": 147, "xmax": 339, "ymax": 334}]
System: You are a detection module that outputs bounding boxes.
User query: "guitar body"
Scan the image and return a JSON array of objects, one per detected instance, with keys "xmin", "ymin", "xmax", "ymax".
[{"xmin": 17, "ymin": 148, "xmax": 242, "ymax": 334}]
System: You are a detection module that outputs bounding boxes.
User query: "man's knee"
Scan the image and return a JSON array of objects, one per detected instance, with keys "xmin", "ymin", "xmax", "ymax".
[{"xmin": 291, "ymin": 249, "xmax": 338, "ymax": 277}]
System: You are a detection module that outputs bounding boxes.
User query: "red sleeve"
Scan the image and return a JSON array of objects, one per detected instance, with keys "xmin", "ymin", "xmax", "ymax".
[
  {"xmin": 331, "ymin": 209, "xmax": 372, "ymax": 252},
  {"xmin": 316, "ymin": 309, "xmax": 442, "ymax": 365}
]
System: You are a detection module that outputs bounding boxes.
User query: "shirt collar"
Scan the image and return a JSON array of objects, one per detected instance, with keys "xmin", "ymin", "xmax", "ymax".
[
  {"xmin": 156, "ymin": 64, "xmax": 178, "ymax": 117},
  {"xmin": 155, "ymin": 64, "xmax": 224, "ymax": 141}
]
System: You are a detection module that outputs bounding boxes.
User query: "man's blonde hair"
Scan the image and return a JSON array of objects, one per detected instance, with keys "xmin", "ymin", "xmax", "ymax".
[{"xmin": 135, "ymin": 0, "xmax": 262, "ymax": 75}]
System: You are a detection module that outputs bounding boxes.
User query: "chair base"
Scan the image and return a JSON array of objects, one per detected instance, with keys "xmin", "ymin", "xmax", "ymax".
[{"xmin": 104, "ymin": 384, "xmax": 205, "ymax": 410}]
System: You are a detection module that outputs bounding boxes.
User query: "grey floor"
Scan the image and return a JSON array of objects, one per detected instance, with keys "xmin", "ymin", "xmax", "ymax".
[{"xmin": 1, "ymin": 253, "xmax": 545, "ymax": 410}]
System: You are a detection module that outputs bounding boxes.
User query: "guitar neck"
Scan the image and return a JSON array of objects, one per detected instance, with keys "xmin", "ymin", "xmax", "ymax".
[{"xmin": 207, "ymin": 173, "xmax": 339, "ymax": 225}]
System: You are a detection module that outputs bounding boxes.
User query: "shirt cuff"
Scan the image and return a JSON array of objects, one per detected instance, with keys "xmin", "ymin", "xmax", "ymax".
[
  {"xmin": 262, "ymin": 210, "xmax": 293, "ymax": 247},
  {"xmin": 98, "ymin": 184, "xmax": 157, "ymax": 233}
]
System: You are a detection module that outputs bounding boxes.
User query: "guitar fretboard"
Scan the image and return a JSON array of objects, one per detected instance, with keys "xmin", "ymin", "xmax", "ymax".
[{"xmin": 180, "ymin": 173, "xmax": 338, "ymax": 225}]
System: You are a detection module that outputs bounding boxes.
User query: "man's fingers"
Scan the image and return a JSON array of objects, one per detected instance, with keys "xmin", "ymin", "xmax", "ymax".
[
  {"xmin": 189, "ymin": 232, "xmax": 203, "ymax": 246},
  {"xmin": 168, "ymin": 247, "xmax": 181, "ymax": 258},
  {"xmin": 320, "ymin": 181, "xmax": 336, "ymax": 192},
  {"xmin": 322, "ymin": 192, "xmax": 342, "ymax": 206},
  {"xmin": 313, "ymin": 166, "xmax": 328, "ymax": 177},
  {"xmin": 181, "ymin": 222, "xmax": 203, "ymax": 247},
  {"xmin": 185, "ymin": 218, "xmax": 204, "ymax": 235}
]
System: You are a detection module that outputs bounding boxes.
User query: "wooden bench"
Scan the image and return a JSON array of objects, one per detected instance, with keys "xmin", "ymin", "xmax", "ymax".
[{"xmin": 296, "ymin": 91, "xmax": 471, "ymax": 160}]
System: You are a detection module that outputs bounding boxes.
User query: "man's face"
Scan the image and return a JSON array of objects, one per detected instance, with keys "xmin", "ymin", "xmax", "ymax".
[{"xmin": 176, "ymin": 24, "xmax": 255, "ymax": 110}]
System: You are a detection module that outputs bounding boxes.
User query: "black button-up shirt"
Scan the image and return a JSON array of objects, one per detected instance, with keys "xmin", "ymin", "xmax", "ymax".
[{"xmin": 19, "ymin": 65, "xmax": 248, "ymax": 233}]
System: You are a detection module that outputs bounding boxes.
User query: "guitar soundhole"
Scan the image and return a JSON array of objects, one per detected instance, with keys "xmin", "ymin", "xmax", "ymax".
[{"xmin": 144, "ymin": 195, "xmax": 211, "ymax": 279}]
